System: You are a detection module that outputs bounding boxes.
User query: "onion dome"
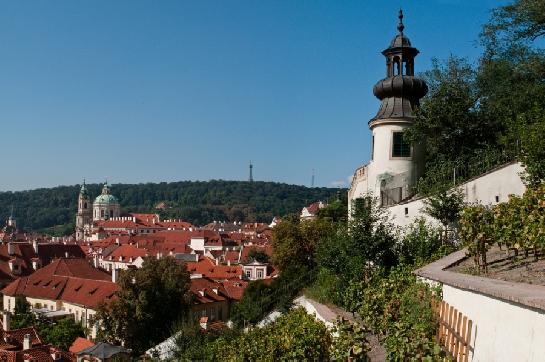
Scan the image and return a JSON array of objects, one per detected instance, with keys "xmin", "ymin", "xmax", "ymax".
[
  {"xmin": 94, "ymin": 182, "xmax": 119, "ymax": 205},
  {"xmin": 369, "ymin": 10, "xmax": 428, "ymax": 126}
]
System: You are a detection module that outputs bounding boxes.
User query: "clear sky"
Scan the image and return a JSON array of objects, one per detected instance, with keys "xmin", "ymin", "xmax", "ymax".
[{"xmin": 0, "ymin": 0, "xmax": 508, "ymax": 191}]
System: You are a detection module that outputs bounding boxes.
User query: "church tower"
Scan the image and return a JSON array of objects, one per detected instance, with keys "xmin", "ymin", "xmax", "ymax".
[
  {"xmin": 75, "ymin": 180, "xmax": 92, "ymax": 241},
  {"xmin": 348, "ymin": 10, "xmax": 428, "ymax": 210},
  {"xmin": 368, "ymin": 10, "xmax": 428, "ymax": 206}
]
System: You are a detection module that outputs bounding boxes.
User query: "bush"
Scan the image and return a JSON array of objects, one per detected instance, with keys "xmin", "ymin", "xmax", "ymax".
[{"xmin": 209, "ymin": 308, "xmax": 332, "ymax": 361}]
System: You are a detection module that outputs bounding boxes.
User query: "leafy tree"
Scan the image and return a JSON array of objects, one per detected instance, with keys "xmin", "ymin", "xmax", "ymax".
[
  {"xmin": 481, "ymin": 0, "xmax": 545, "ymax": 52},
  {"xmin": 271, "ymin": 217, "xmax": 335, "ymax": 271},
  {"xmin": 316, "ymin": 197, "xmax": 348, "ymax": 223},
  {"xmin": 209, "ymin": 308, "xmax": 332, "ymax": 361},
  {"xmin": 422, "ymin": 188, "xmax": 464, "ymax": 243},
  {"xmin": 40, "ymin": 317, "xmax": 85, "ymax": 351},
  {"xmin": 96, "ymin": 257, "xmax": 192, "ymax": 355},
  {"xmin": 459, "ymin": 205, "xmax": 494, "ymax": 272},
  {"xmin": 245, "ymin": 249, "xmax": 270, "ymax": 264},
  {"xmin": 405, "ymin": 56, "xmax": 497, "ymax": 165},
  {"xmin": 517, "ymin": 108, "xmax": 545, "ymax": 185},
  {"xmin": 11, "ymin": 296, "xmax": 35, "ymax": 330},
  {"xmin": 10, "ymin": 297, "xmax": 85, "ymax": 350},
  {"xmin": 398, "ymin": 219, "xmax": 453, "ymax": 266}
]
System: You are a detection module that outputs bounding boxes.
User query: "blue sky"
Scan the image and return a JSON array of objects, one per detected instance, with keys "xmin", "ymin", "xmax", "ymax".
[{"xmin": 0, "ymin": 0, "xmax": 508, "ymax": 191}]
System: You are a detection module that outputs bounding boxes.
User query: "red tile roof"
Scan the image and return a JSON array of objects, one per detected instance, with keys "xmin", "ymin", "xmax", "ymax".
[
  {"xmin": 69, "ymin": 337, "xmax": 95, "ymax": 353},
  {"xmin": 2, "ymin": 259, "xmax": 119, "ymax": 309},
  {"xmin": 185, "ymin": 257, "xmax": 242, "ymax": 280}
]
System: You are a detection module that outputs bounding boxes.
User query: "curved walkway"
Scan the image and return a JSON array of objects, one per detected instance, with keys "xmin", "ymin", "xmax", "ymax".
[{"xmin": 294, "ymin": 296, "xmax": 386, "ymax": 362}]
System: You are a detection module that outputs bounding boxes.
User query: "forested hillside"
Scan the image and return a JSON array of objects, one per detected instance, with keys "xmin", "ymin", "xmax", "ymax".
[{"xmin": 0, "ymin": 181, "xmax": 343, "ymax": 235}]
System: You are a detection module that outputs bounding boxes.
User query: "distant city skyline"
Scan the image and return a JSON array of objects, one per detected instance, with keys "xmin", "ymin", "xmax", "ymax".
[{"xmin": 0, "ymin": 0, "xmax": 508, "ymax": 191}]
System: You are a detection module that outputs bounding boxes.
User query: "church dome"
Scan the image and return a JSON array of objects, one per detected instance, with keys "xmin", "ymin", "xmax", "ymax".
[
  {"xmin": 93, "ymin": 183, "xmax": 119, "ymax": 205},
  {"xmin": 94, "ymin": 194, "xmax": 119, "ymax": 205}
]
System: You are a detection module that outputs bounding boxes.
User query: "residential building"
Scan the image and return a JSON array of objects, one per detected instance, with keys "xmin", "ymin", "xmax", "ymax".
[{"xmin": 2, "ymin": 259, "xmax": 119, "ymax": 338}]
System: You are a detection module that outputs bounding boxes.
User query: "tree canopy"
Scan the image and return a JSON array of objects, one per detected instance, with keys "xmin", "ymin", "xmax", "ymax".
[{"xmin": 96, "ymin": 257, "xmax": 192, "ymax": 355}]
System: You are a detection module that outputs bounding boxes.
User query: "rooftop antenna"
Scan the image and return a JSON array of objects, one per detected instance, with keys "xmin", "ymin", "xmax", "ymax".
[
  {"xmin": 311, "ymin": 169, "xmax": 315, "ymax": 188},
  {"xmin": 249, "ymin": 161, "xmax": 254, "ymax": 182}
]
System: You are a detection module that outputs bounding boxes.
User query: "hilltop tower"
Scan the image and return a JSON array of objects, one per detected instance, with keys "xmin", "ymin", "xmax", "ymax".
[
  {"xmin": 349, "ymin": 10, "xmax": 428, "ymax": 209},
  {"xmin": 75, "ymin": 180, "xmax": 92, "ymax": 241},
  {"xmin": 249, "ymin": 162, "xmax": 254, "ymax": 182}
]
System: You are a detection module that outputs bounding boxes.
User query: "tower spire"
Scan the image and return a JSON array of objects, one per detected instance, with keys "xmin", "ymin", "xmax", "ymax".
[
  {"xmin": 249, "ymin": 161, "xmax": 254, "ymax": 182},
  {"xmin": 397, "ymin": 9, "xmax": 404, "ymax": 34}
]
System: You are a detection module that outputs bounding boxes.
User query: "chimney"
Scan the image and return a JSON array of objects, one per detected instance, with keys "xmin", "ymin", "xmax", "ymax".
[
  {"xmin": 3, "ymin": 312, "xmax": 10, "ymax": 331},
  {"xmin": 200, "ymin": 316, "xmax": 208, "ymax": 330},
  {"xmin": 115, "ymin": 238, "xmax": 120, "ymax": 246},
  {"xmin": 7, "ymin": 243, "xmax": 14, "ymax": 256},
  {"xmin": 112, "ymin": 268, "xmax": 120, "ymax": 283},
  {"xmin": 23, "ymin": 334, "xmax": 31, "ymax": 350},
  {"xmin": 215, "ymin": 259, "xmax": 219, "ymax": 266},
  {"xmin": 32, "ymin": 240, "xmax": 39, "ymax": 254},
  {"xmin": 227, "ymin": 260, "xmax": 231, "ymax": 266}
]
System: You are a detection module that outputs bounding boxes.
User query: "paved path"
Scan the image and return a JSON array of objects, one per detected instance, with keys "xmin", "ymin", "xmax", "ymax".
[{"xmin": 295, "ymin": 296, "xmax": 386, "ymax": 362}]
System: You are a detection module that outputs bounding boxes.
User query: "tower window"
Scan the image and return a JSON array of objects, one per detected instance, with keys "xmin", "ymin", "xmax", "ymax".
[
  {"xmin": 392, "ymin": 132, "xmax": 411, "ymax": 157},
  {"xmin": 84, "ymin": 202, "xmax": 87, "ymax": 209}
]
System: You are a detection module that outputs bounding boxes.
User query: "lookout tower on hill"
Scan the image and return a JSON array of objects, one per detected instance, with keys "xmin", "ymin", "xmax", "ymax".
[{"xmin": 349, "ymin": 10, "xmax": 428, "ymax": 209}]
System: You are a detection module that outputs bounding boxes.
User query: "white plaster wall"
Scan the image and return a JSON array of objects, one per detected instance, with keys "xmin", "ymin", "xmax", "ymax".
[
  {"xmin": 385, "ymin": 162, "xmax": 526, "ymax": 229},
  {"xmin": 443, "ymin": 284, "xmax": 545, "ymax": 362}
]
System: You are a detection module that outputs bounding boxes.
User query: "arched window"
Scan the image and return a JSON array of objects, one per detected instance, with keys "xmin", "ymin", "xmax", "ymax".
[
  {"xmin": 101, "ymin": 210, "xmax": 105, "ymax": 218},
  {"xmin": 84, "ymin": 202, "xmax": 87, "ymax": 209},
  {"xmin": 393, "ymin": 57, "xmax": 401, "ymax": 75}
]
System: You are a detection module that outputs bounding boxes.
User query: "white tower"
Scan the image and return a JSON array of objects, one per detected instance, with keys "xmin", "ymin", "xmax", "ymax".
[{"xmin": 349, "ymin": 10, "xmax": 428, "ymax": 210}]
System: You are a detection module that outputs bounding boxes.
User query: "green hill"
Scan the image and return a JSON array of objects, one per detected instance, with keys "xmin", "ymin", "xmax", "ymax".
[{"xmin": 0, "ymin": 180, "xmax": 344, "ymax": 236}]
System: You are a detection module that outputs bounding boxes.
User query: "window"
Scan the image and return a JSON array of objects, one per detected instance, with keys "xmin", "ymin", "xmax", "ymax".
[
  {"xmin": 100, "ymin": 210, "xmax": 105, "ymax": 218},
  {"xmin": 245, "ymin": 270, "xmax": 252, "ymax": 279},
  {"xmin": 371, "ymin": 135, "xmax": 375, "ymax": 160},
  {"xmin": 257, "ymin": 270, "xmax": 263, "ymax": 279},
  {"xmin": 109, "ymin": 209, "xmax": 114, "ymax": 218},
  {"xmin": 83, "ymin": 202, "xmax": 87, "ymax": 209},
  {"xmin": 392, "ymin": 132, "xmax": 411, "ymax": 157}
]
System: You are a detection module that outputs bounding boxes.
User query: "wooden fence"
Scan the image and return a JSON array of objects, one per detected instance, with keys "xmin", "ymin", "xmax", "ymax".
[{"xmin": 434, "ymin": 300, "xmax": 473, "ymax": 362}]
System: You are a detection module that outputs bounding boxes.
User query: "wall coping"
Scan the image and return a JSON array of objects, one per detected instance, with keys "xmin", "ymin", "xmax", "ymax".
[{"xmin": 415, "ymin": 249, "xmax": 545, "ymax": 312}]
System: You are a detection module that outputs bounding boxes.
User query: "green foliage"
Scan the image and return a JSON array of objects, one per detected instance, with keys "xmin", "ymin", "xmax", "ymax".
[
  {"xmin": 244, "ymin": 249, "xmax": 269, "ymax": 264},
  {"xmin": 96, "ymin": 257, "xmax": 192, "ymax": 355},
  {"xmin": 39, "ymin": 317, "xmax": 86, "ymax": 351},
  {"xmin": 170, "ymin": 322, "xmax": 239, "ymax": 361},
  {"xmin": 315, "ymin": 197, "xmax": 348, "ymax": 223},
  {"xmin": 406, "ymin": 56, "xmax": 493, "ymax": 166},
  {"xmin": 0, "ymin": 181, "xmax": 341, "ymax": 234},
  {"xmin": 518, "ymin": 108, "xmax": 545, "ymax": 186},
  {"xmin": 231, "ymin": 264, "xmax": 315, "ymax": 327},
  {"xmin": 345, "ymin": 266, "xmax": 445, "ymax": 361},
  {"xmin": 10, "ymin": 297, "xmax": 85, "ymax": 350},
  {"xmin": 481, "ymin": 0, "xmax": 545, "ymax": 51},
  {"xmin": 398, "ymin": 219, "xmax": 454, "ymax": 266},
  {"xmin": 459, "ymin": 205, "xmax": 494, "ymax": 272},
  {"xmin": 271, "ymin": 217, "xmax": 335, "ymax": 271},
  {"xmin": 330, "ymin": 318, "xmax": 370, "ymax": 362},
  {"xmin": 423, "ymin": 188, "xmax": 464, "ymax": 243},
  {"xmin": 207, "ymin": 308, "xmax": 332, "ymax": 362}
]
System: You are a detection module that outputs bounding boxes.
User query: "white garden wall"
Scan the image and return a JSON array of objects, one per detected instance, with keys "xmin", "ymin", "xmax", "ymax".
[
  {"xmin": 443, "ymin": 284, "xmax": 545, "ymax": 362},
  {"xmin": 386, "ymin": 162, "xmax": 526, "ymax": 229}
]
